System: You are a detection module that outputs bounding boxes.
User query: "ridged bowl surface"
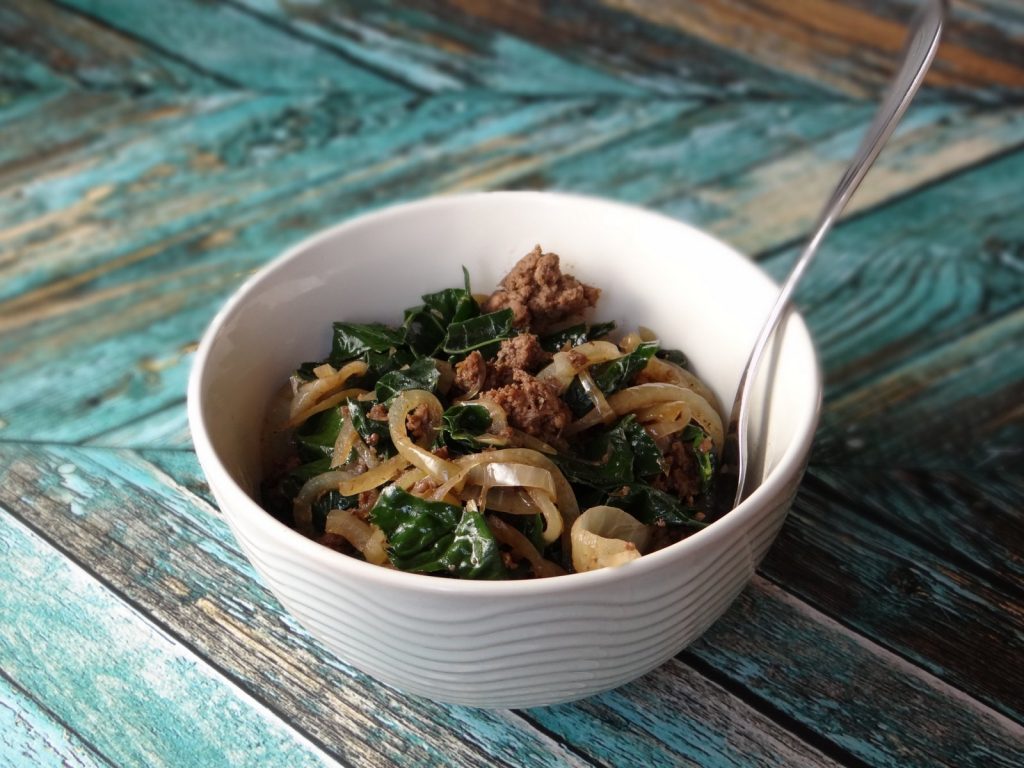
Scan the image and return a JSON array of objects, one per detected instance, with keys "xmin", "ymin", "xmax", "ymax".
[{"xmin": 188, "ymin": 192, "xmax": 821, "ymax": 708}]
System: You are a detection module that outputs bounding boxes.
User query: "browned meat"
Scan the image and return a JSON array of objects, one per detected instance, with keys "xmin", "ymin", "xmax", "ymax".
[
  {"xmin": 355, "ymin": 489, "xmax": 379, "ymax": 520},
  {"xmin": 481, "ymin": 369, "xmax": 571, "ymax": 444},
  {"xmin": 453, "ymin": 350, "xmax": 487, "ymax": 394},
  {"xmin": 482, "ymin": 245, "xmax": 600, "ymax": 329},
  {"xmin": 652, "ymin": 436, "xmax": 702, "ymax": 504},
  {"xmin": 367, "ymin": 403, "xmax": 388, "ymax": 421},
  {"xmin": 486, "ymin": 333, "xmax": 552, "ymax": 388},
  {"xmin": 405, "ymin": 403, "xmax": 432, "ymax": 442},
  {"xmin": 411, "ymin": 476, "xmax": 440, "ymax": 496}
]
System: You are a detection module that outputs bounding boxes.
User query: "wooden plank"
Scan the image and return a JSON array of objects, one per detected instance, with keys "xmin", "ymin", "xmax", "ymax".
[
  {"xmin": 813, "ymin": 307, "xmax": 1024, "ymax": 470},
  {"xmin": 0, "ymin": 445, "xmax": 593, "ymax": 768},
  {"xmin": 53, "ymin": 0, "xmax": 408, "ymax": 93},
  {"xmin": 522, "ymin": 660, "xmax": 843, "ymax": 767},
  {"xmin": 231, "ymin": 0, "xmax": 836, "ymax": 97},
  {"xmin": 0, "ymin": 671, "xmax": 112, "ymax": 768},
  {"xmin": 0, "ymin": 511, "xmax": 344, "ymax": 768},
  {"xmin": 746, "ymin": 139, "xmax": 1024, "ymax": 470},
  {"xmin": 0, "ymin": 95, "xmax": 695, "ymax": 444},
  {"xmin": 0, "ymin": 0, "xmax": 210, "ymax": 92},
  {"xmin": 0, "ymin": 443, "xmax": 844, "ymax": 768},
  {"xmin": 0, "ymin": 90, "xmax": 245, "ymax": 185},
  {"xmin": 756, "ymin": 467, "xmax": 1024, "ymax": 724},
  {"xmin": 511, "ymin": 99, "xmax": 874, "ymax": 200},
  {"xmin": 800, "ymin": 467, "xmax": 1024, "ymax": 589},
  {"xmin": 686, "ymin": 576, "xmax": 1024, "ymax": 768},
  {"xmin": 695, "ymin": 103, "xmax": 1024, "ymax": 254},
  {"xmin": 600, "ymin": 0, "xmax": 1024, "ymax": 99},
  {"xmin": 0, "ymin": 45, "xmax": 72, "ymax": 100}
]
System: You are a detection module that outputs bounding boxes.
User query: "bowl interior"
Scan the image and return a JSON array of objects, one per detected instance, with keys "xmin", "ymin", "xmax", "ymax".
[{"xmin": 192, "ymin": 192, "xmax": 819, "ymax": 535}]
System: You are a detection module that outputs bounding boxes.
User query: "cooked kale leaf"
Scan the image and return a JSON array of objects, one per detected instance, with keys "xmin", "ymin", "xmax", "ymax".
[
  {"xmin": 374, "ymin": 357, "xmax": 441, "ymax": 404},
  {"xmin": 564, "ymin": 341, "xmax": 658, "ymax": 416},
  {"xmin": 539, "ymin": 320, "xmax": 616, "ymax": 353},
  {"xmin": 439, "ymin": 402, "xmax": 493, "ymax": 453},
  {"xmin": 370, "ymin": 486, "xmax": 507, "ymax": 579},
  {"xmin": 442, "ymin": 309, "xmax": 514, "ymax": 355}
]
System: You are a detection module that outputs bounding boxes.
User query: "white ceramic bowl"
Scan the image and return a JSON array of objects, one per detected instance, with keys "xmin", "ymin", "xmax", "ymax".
[{"xmin": 188, "ymin": 192, "xmax": 821, "ymax": 708}]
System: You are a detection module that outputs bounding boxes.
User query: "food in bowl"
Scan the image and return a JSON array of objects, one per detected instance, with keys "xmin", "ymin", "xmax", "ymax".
[
  {"xmin": 262, "ymin": 246, "xmax": 725, "ymax": 579},
  {"xmin": 189, "ymin": 191, "xmax": 821, "ymax": 707}
]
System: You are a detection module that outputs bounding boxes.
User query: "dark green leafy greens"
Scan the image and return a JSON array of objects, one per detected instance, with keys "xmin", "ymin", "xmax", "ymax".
[
  {"xmin": 329, "ymin": 322, "xmax": 406, "ymax": 365},
  {"xmin": 374, "ymin": 357, "xmax": 441, "ymax": 404},
  {"xmin": 370, "ymin": 485, "xmax": 507, "ymax": 579},
  {"xmin": 273, "ymin": 265, "xmax": 718, "ymax": 579},
  {"xmin": 439, "ymin": 402, "xmax": 493, "ymax": 453},
  {"xmin": 294, "ymin": 408, "xmax": 342, "ymax": 462},
  {"xmin": 346, "ymin": 400, "xmax": 395, "ymax": 458},
  {"xmin": 442, "ymin": 309, "xmax": 514, "ymax": 355},
  {"xmin": 682, "ymin": 424, "xmax": 716, "ymax": 495},
  {"xmin": 539, "ymin": 320, "xmax": 616, "ymax": 353},
  {"xmin": 657, "ymin": 348, "xmax": 689, "ymax": 369},
  {"xmin": 564, "ymin": 341, "xmax": 658, "ymax": 416},
  {"xmin": 553, "ymin": 415, "xmax": 706, "ymax": 527}
]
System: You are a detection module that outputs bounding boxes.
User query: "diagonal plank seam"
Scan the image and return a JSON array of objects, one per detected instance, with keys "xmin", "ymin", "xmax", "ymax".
[
  {"xmin": 750, "ymin": 574, "xmax": 1024, "ymax": 736},
  {"xmin": 750, "ymin": 132, "xmax": 1024, "ymax": 264},
  {"xmin": 0, "ymin": 499, "xmax": 362, "ymax": 768},
  {"xmin": 45, "ymin": 0, "xmax": 247, "ymax": 91},
  {"xmin": 679, "ymin": 652, "xmax": 875, "ymax": 768},
  {"xmin": 0, "ymin": 456, "xmax": 596, "ymax": 767},
  {"xmin": 755, "ymin": 569, "xmax": 1024, "ymax": 731},
  {"xmin": 0, "ymin": 665, "xmax": 117, "ymax": 768},
  {"xmin": 219, "ymin": 0, "xmax": 431, "ymax": 97}
]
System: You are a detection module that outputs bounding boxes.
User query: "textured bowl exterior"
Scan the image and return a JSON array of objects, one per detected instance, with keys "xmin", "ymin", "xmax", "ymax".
[{"xmin": 189, "ymin": 192, "xmax": 821, "ymax": 708}]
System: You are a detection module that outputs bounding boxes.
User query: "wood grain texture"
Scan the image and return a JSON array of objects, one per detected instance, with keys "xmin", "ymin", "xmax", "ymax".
[
  {"xmin": 602, "ymin": 0, "xmax": 1024, "ymax": 99},
  {"xmin": 2, "ymin": 1, "xmax": 1023, "ymax": 763},
  {"xmin": 52, "ymin": 0, "xmax": 408, "ymax": 94},
  {"xmin": 0, "ymin": 672, "xmax": 111, "ymax": 768},
  {"xmin": 0, "ymin": 511, "xmax": 339, "ymax": 768},
  {"xmin": 0, "ymin": 93, "xmax": 696, "ymax": 444},
  {"xmin": 760, "ymin": 468, "xmax": 1024, "ymax": 723},
  {"xmin": 0, "ymin": 443, "xmax": 840, "ymax": 768},
  {"xmin": 801, "ymin": 467, "xmax": 1024, "ymax": 590},
  {"xmin": 0, "ymin": 0, "xmax": 208, "ymax": 93},
  {"xmin": 231, "ymin": 0, "xmax": 836, "ymax": 97},
  {"xmin": 686, "ymin": 577, "xmax": 1024, "ymax": 768}
]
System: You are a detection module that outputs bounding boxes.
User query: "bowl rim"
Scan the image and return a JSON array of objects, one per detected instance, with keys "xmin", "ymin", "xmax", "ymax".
[{"xmin": 187, "ymin": 190, "xmax": 822, "ymax": 596}]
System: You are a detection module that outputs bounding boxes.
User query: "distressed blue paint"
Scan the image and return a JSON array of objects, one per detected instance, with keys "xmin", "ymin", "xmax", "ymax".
[
  {"xmin": 688, "ymin": 578, "xmax": 1024, "ymax": 768},
  {"xmin": 0, "ymin": 672, "xmax": 111, "ymax": 768},
  {"xmin": 1, "ymin": 1, "xmax": 1023, "ymax": 765},
  {"xmin": 0, "ymin": 513, "xmax": 333, "ymax": 768},
  {"xmin": 59, "ymin": 0, "xmax": 406, "ymax": 94}
]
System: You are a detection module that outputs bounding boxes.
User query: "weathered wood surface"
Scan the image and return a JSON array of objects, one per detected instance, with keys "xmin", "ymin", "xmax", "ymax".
[{"xmin": 2, "ymin": 1, "xmax": 1023, "ymax": 766}]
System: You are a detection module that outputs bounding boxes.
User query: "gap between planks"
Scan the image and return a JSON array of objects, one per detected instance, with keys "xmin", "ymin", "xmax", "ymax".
[
  {"xmin": 0, "ymin": 502, "xmax": 360, "ymax": 768},
  {"xmin": 754, "ymin": 572, "xmax": 1024, "ymax": 736},
  {"xmin": 4, "ymin": 447, "xmax": 861, "ymax": 766},
  {"xmin": 750, "ymin": 133, "xmax": 1024, "ymax": 264},
  {"xmin": 0, "ymin": 665, "xmax": 116, "ymax": 768},
  {"xmin": 0, "ymin": 494, "xmax": 598, "ymax": 768}
]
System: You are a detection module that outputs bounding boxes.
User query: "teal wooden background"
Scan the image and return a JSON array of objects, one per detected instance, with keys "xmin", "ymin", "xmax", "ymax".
[{"xmin": 1, "ymin": 1, "xmax": 1022, "ymax": 766}]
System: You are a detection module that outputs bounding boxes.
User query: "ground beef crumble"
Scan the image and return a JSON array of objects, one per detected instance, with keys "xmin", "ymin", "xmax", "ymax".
[
  {"xmin": 367, "ymin": 403, "xmax": 388, "ymax": 421},
  {"xmin": 482, "ymin": 245, "xmax": 600, "ymax": 329},
  {"xmin": 480, "ymin": 369, "xmax": 571, "ymax": 444},
  {"xmin": 404, "ymin": 403, "xmax": 432, "ymax": 442},
  {"xmin": 453, "ymin": 350, "xmax": 486, "ymax": 394},
  {"xmin": 485, "ymin": 333, "xmax": 551, "ymax": 388},
  {"xmin": 651, "ymin": 436, "xmax": 702, "ymax": 504}
]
